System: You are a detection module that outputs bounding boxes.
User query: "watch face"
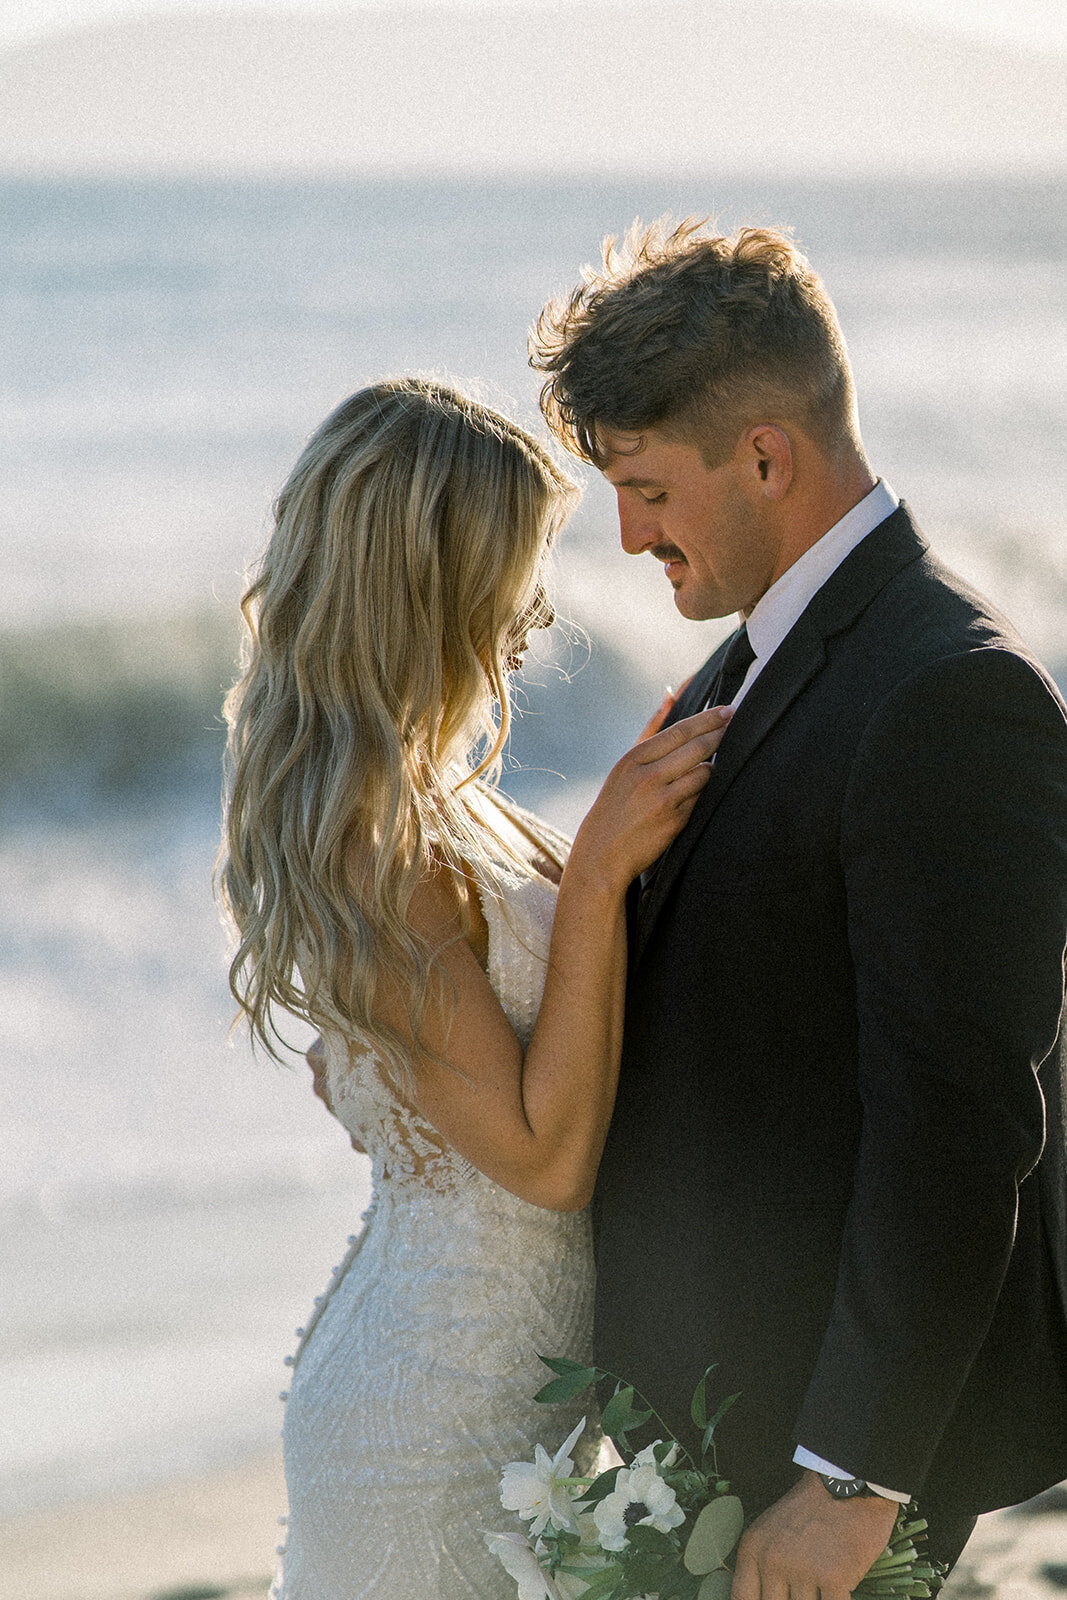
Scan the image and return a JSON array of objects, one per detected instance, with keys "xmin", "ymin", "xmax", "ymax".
[{"xmin": 821, "ymin": 1475, "xmax": 867, "ymax": 1498}]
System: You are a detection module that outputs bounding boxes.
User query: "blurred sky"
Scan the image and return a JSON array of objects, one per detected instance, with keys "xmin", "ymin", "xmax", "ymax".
[
  {"xmin": 3, "ymin": 0, "xmax": 1063, "ymax": 177},
  {"xmin": 1, "ymin": 0, "xmax": 1066, "ymax": 54}
]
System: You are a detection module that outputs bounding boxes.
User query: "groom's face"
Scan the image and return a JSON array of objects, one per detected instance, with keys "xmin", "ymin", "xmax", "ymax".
[{"xmin": 600, "ymin": 427, "xmax": 779, "ymax": 620}]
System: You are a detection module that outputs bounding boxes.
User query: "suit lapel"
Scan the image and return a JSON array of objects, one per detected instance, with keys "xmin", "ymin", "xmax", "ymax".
[{"xmin": 633, "ymin": 506, "xmax": 929, "ymax": 966}]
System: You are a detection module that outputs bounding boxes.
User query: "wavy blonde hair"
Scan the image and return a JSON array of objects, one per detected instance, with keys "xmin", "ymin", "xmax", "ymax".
[{"xmin": 218, "ymin": 378, "xmax": 577, "ymax": 1083}]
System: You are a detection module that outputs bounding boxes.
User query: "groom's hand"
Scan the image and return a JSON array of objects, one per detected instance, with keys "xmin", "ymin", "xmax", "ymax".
[{"xmin": 730, "ymin": 1471, "xmax": 898, "ymax": 1600}]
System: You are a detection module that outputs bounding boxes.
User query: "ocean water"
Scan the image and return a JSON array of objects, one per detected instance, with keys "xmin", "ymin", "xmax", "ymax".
[{"xmin": 1, "ymin": 173, "xmax": 1065, "ymax": 1517}]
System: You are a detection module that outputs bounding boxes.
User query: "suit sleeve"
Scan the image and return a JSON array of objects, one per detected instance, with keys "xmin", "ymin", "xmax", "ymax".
[{"xmin": 795, "ymin": 645, "xmax": 1067, "ymax": 1494}]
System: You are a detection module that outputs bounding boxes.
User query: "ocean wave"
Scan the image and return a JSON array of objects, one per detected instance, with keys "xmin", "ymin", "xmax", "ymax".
[
  {"xmin": 0, "ymin": 609, "xmax": 239, "ymax": 818},
  {"xmin": 1, "ymin": 1155, "xmax": 358, "ymax": 1234},
  {"xmin": 0, "ymin": 604, "xmax": 658, "ymax": 824},
  {"xmin": 2, "ymin": 571, "xmax": 1059, "ymax": 831}
]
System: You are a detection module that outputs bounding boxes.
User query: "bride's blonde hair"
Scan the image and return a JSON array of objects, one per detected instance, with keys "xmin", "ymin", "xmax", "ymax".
[{"xmin": 218, "ymin": 378, "xmax": 578, "ymax": 1081}]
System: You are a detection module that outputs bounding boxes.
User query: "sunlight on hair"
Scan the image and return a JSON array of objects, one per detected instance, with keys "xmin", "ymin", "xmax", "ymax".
[
  {"xmin": 217, "ymin": 378, "xmax": 577, "ymax": 1091},
  {"xmin": 531, "ymin": 216, "xmax": 860, "ymax": 471}
]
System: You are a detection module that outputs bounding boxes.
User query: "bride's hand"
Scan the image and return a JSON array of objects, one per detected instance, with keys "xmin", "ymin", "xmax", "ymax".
[{"xmin": 570, "ymin": 705, "xmax": 732, "ymax": 893}]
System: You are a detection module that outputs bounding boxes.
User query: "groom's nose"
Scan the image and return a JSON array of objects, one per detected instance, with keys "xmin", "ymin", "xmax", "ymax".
[{"xmin": 616, "ymin": 491, "xmax": 659, "ymax": 555}]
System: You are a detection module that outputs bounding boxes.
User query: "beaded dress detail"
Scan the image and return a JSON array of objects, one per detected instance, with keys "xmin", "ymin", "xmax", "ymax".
[{"xmin": 273, "ymin": 805, "xmax": 598, "ymax": 1600}]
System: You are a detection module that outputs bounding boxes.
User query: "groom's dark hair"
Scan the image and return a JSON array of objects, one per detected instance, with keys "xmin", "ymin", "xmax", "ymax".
[{"xmin": 530, "ymin": 218, "xmax": 859, "ymax": 469}]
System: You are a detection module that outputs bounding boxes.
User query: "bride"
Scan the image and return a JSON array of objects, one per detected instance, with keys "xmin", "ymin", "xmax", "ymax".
[{"xmin": 218, "ymin": 378, "xmax": 729, "ymax": 1600}]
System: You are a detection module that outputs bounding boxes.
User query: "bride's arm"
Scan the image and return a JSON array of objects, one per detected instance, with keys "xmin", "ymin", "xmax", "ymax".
[{"xmin": 378, "ymin": 706, "xmax": 731, "ymax": 1210}]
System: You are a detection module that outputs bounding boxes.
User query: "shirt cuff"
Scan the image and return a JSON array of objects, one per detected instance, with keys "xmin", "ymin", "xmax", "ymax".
[{"xmin": 793, "ymin": 1446, "xmax": 910, "ymax": 1503}]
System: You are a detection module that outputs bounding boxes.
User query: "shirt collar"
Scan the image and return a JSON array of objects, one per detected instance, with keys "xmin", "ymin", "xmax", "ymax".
[{"xmin": 744, "ymin": 479, "xmax": 899, "ymax": 671}]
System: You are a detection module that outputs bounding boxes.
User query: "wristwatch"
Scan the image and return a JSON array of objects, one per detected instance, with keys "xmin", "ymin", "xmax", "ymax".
[{"xmin": 819, "ymin": 1473, "xmax": 877, "ymax": 1499}]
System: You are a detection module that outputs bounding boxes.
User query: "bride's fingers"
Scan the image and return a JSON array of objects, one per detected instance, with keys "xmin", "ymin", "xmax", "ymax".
[
  {"xmin": 636, "ymin": 708, "xmax": 732, "ymax": 780},
  {"xmin": 667, "ymin": 761, "xmax": 715, "ymax": 799},
  {"xmin": 636, "ymin": 703, "xmax": 732, "ymax": 761},
  {"xmin": 634, "ymin": 744, "xmax": 715, "ymax": 824}
]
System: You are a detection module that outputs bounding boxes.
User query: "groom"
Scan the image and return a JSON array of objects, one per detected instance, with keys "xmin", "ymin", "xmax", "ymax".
[{"xmin": 531, "ymin": 221, "xmax": 1067, "ymax": 1593}]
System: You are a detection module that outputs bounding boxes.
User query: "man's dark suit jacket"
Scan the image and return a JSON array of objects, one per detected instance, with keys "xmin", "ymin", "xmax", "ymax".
[{"xmin": 592, "ymin": 505, "xmax": 1067, "ymax": 1518}]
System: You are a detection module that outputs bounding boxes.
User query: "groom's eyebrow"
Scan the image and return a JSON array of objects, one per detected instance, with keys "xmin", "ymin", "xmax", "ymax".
[{"xmin": 609, "ymin": 474, "xmax": 661, "ymax": 488}]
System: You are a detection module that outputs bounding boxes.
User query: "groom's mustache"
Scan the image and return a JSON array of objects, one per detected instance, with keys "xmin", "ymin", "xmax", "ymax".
[{"xmin": 650, "ymin": 544, "xmax": 687, "ymax": 564}]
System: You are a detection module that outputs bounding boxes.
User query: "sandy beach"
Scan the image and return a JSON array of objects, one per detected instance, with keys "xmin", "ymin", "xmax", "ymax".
[
  {"xmin": 944, "ymin": 1485, "xmax": 1067, "ymax": 1600},
  {"xmin": 3, "ymin": 1450, "xmax": 1066, "ymax": 1600},
  {"xmin": 1, "ymin": 1449, "xmax": 285, "ymax": 1600}
]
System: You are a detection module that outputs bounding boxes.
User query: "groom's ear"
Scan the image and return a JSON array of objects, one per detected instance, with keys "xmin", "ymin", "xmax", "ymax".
[{"xmin": 747, "ymin": 424, "xmax": 793, "ymax": 500}]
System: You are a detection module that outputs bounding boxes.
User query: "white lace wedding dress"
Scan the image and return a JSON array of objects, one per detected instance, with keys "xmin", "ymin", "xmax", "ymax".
[{"xmin": 272, "ymin": 813, "xmax": 598, "ymax": 1600}]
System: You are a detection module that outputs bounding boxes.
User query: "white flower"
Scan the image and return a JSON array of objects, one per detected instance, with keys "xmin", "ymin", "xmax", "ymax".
[
  {"xmin": 500, "ymin": 1417, "xmax": 588, "ymax": 1536},
  {"xmin": 632, "ymin": 1440, "xmax": 680, "ymax": 1471},
  {"xmin": 484, "ymin": 1532, "xmax": 559, "ymax": 1600},
  {"xmin": 592, "ymin": 1444, "xmax": 686, "ymax": 1553}
]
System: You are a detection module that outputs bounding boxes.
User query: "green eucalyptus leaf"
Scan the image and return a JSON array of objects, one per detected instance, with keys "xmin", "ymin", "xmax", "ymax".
[
  {"xmin": 625, "ymin": 1553, "xmax": 672, "ymax": 1592},
  {"xmin": 600, "ymin": 1384, "xmax": 653, "ymax": 1440},
  {"xmin": 702, "ymin": 1393, "xmax": 741, "ymax": 1460},
  {"xmin": 625, "ymin": 1524, "xmax": 677, "ymax": 1556},
  {"xmin": 697, "ymin": 1568, "xmax": 735, "ymax": 1600},
  {"xmin": 563, "ymin": 1561, "xmax": 623, "ymax": 1599},
  {"xmin": 691, "ymin": 1366, "xmax": 718, "ymax": 1430},
  {"xmin": 683, "ymin": 1497, "xmax": 745, "ymax": 1575},
  {"xmin": 534, "ymin": 1372, "xmax": 598, "ymax": 1405},
  {"xmin": 538, "ymin": 1355, "xmax": 603, "ymax": 1380},
  {"xmin": 577, "ymin": 1464, "xmax": 623, "ymax": 1505},
  {"xmin": 658, "ymin": 1569, "xmax": 704, "ymax": 1600},
  {"xmin": 706, "ymin": 1392, "xmax": 742, "ymax": 1431}
]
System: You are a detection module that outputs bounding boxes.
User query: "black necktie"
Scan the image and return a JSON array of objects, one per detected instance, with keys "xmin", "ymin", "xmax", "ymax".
[
  {"xmin": 639, "ymin": 625, "xmax": 755, "ymax": 903},
  {"xmin": 710, "ymin": 623, "xmax": 756, "ymax": 707}
]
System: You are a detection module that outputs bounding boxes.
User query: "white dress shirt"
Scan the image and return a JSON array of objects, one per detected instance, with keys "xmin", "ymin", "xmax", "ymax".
[
  {"xmin": 721, "ymin": 479, "xmax": 911, "ymax": 1501},
  {"xmin": 729, "ymin": 478, "xmax": 899, "ymax": 708}
]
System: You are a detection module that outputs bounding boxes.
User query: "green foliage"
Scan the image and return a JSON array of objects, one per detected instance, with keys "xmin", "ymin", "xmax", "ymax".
[
  {"xmin": 533, "ymin": 1354, "xmax": 602, "ymax": 1406},
  {"xmin": 854, "ymin": 1508, "xmax": 946, "ymax": 1599},
  {"xmin": 512, "ymin": 1360, "xmax": 945, "ymax": 1600},
  {"xmin": 626, "ymin": 1550, "xmax": 677, "ymax": 1593},
  {"xmin": 600, "ymin": 1383, "xmax": 653, "ymax": 1445},
  {"xmin": 560, "ymin": 1562, "xmax": 622, "ymax": 1599},
  {"xmin": 533, "ymin": 1371, "xmax": 598, "ymax": 1405},
  {"xmin": 691, "ymin": 1366, "xmax": 717, "ymax": 1430},
  {"xmin": 658, "ymin": 1570, "xmax": 705, "ymax": 1600},
  {"xmin": 697, "ymin": 1568, "xmax": 735, "ymax": 1600},
  {"xmin": 625, "ymin": 1524, "xmax": 677, "ymax": 1557},
  {"xmin": 538, "ymin": 1355, "xmax": 600, "ymax": 1381},
  {"xmin": 683, "ymin": 1496, "xmax": 744, "ymax": 1575},
  {"xmin": 687, "ymin": 1364, "xmax": 741, "ymax": 1469},
  {"xmin": 701, "ymin": 1391, "xmax": 741, "ymax": 1467},
  {"xmin": 576, "ymin": 1463, "xmax": 623, "ymax": 1506},
  {"xmin": 0, "ymin": 608, "xmax": 239, "ymax": 815}
]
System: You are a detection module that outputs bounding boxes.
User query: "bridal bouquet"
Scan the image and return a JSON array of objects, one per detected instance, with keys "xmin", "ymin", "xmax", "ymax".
[{"xmin": 485, "ymin": 1357, "xmax": 945, "ymax": 1600}]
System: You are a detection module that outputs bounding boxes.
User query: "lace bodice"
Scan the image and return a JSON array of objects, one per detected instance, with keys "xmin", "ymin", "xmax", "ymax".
[
  {"xmin": 322, "ymin": 804, "xmax": 568, "ymax": 1200},
  {"xmin": 274, "ymin": 797, "xmax": 597, "ymax": 1600}
]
